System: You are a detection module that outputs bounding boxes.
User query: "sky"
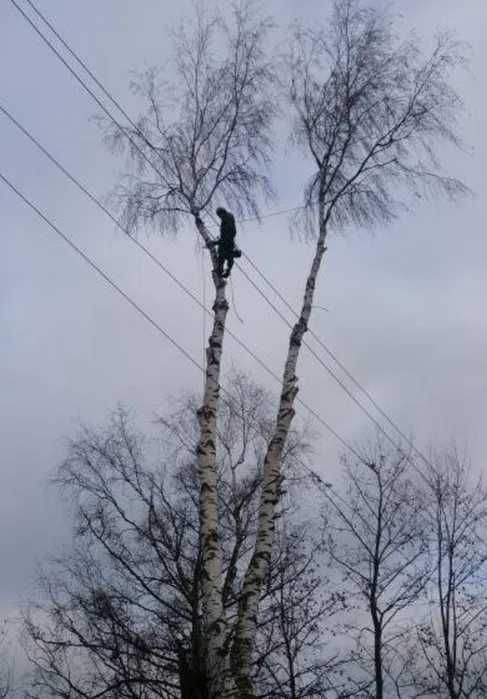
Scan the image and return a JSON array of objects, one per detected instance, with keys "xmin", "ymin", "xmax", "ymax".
[{"xmin": 1, "ymin": 0, "xmax": 486, "ymax": 651}]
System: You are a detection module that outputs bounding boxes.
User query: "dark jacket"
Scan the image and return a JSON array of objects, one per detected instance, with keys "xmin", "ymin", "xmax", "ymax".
[{"xmin": 219, "ymin": 210, "xmax": 237, "ymax": 250}]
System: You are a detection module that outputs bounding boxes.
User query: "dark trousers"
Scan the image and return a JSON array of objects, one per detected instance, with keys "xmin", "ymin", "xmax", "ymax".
[{"xmin": 217, "ymin": 245, "xmax": 234, "ymax": 277}]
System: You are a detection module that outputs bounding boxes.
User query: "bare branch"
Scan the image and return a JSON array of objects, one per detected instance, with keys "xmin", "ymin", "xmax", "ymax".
[
  {"xmin": 288, "ymin": 0, "xmax": 468, "ymax": 232},
  {"xmin": 101, "ymin": 1, "xmax": 276, "ymax": 236}
]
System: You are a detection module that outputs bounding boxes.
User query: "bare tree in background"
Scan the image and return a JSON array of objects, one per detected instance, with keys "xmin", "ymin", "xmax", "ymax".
[
  {"xmin": 313, "ymin": 442, "xmax": 429, "ymax": 699},
  {"xmin": 230, "ymin": 1, "xmax": 467, "ymax": 694},
  {"xmin": 415, "ymin": 450, "xmax": 487, "ymax": 698},
  {"xmin": 22, "ymin": 374, "xmax": 335, "ymax": 699},
  {"xmin": 101, "ymin": 4, "xmax": 276, "ymax": 694}
]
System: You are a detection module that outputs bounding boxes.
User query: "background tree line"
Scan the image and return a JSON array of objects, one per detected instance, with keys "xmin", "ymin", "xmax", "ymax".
[{"xmin": 21, "ymin": 374, "xmax": 487, "ymax": 699}]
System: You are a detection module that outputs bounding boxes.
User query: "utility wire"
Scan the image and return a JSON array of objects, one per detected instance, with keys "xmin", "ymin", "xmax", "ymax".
[
  {"xmin": 242, "ymin": 253, "xmax": 420, "ymax": 452},
  {"xmin": 23, "ymin": 0, "xmax": 142, "ymax": 134},
  {"xmin": 0, "ymin": 171, "xmax": 204, "ymax": 375},
  {"xmin": 1, "ymin": 101, "xmax": 401, "ymax": 463},
  {"xmin": 0, "ymin": 104, "xmax": 289, "ymax": 399},
  {"xmin": 12, "ymin": 0, "xmax": 306, "ymax": 226},
  {"xmin": 1, "ymin": 108, "xmax": 434, "ymax": 492},
  {"xmin": 5, "ymin": 2, "xmax": 407, "ymax": 452},
  {"xmin": 231, "ymin": 259, "xmax": 407, "ymax": 454},
  {"xmin": 0, "ymin": 169, "xmax": 365, "ymax": 464},
  {"xmin": 239, "ymin": 205, "xmax": 306, "ymax": 223},
  {"xmin": 203, "ymin": 208, "xmax": 416, "ymax": 460},
  {"xmin": 7, "ymin": 0, "xmax": 434, "ymax": 473},
  {"xmin": 7, "ymin": 0, "xmax": 168, "ymax": 185}
]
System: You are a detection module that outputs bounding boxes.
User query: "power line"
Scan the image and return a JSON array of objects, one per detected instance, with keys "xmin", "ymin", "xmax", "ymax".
[
  {"xmin": 6, "ymin": 0, "xmax": 435, "ymax": 474},
  {"xmin": 0, "ymin": 103, "xmax": 284, "ymax": 387},
  {"xmin": 12, "ymin": 0, "xmax": 307, "ymax": 227},
  {"xmin": 232, "ymin": 258, "xmax": 407, "ymax": 454},
  {"xmin": 210, "ymin": 215, "xmax": 425, "ymax": 462},
  {"xmin": 242, "ymin": 253, "xmax": 420, "ymax": 451},
  {"xmin": 1, "ymin": 110, "xmax": 434, "ymax": 493},
  {"xmin": 1, "ymin": 101, "xmax": 402, "ymax": 464},
  {"xmin": 239, "ymin": 205, "xmax": 306, "ymax": 223},
  {"xmin": 7, "ymin": 0, "xmax": 168, "ymax": 186},
  {"xmin": 5, "ymin": 2, "xmax": 405, "ymax": 450},
  {"xmin": 0, "ymin": 171, "xmax": 204, "ymax": 376},
  {"xmin": 0, "ymin": 104, "xmax": 285, "ymax": 396},
  {"xmin": 23, "ymin": 0, "xmax": 142, "ymax": 135},
  {"xmin": 0, "ymin": 169, "xmax": 365, "ymax": 465}
]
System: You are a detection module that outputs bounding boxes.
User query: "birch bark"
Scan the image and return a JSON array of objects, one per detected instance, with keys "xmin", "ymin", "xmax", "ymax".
[
  {"xmin": 194, "ymin": 216, "xmax": 231, "ymax": 697},
  {"xmin": 231, "ymin": 216, "xmax": 328, "ymax": 697}
]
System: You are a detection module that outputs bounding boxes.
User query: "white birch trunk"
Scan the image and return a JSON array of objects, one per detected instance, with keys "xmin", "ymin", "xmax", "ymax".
[
  {"xmin": 194, "ymin": 217, "xmax": 231, "ymax": 697},
  {"xmin": 230, "ymin": 218, "xmax": 329, "ymax": 697}
]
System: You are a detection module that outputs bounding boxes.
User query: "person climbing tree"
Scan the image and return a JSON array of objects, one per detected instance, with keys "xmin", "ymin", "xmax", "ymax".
[{"xmin": 210, "ymin": 207, "xmax": 241, "ymax": 278}]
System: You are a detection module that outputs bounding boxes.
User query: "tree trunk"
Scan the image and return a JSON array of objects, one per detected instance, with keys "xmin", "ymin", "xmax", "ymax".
[
  {"xmin": 194, "ymin": 216, "xmax": 230, "ymax": 697},
  {"xmin": 230, "ymin": 218, "xmax": 328, "ymax": 697},
  {"xmin": 178, "ymin": 651, "xmax": 208, "ymax": 699},
  {"xmin": 371, "ymin": 477, "xmax": 384, "ymax": 699},
  {"xmin": 371, "ymin": 605, "xmax": 383, "ymax": 699}
]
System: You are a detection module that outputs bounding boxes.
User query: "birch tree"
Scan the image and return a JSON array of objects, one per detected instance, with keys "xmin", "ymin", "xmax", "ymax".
[
  {"xmin": 230, "ymin": 1, "xmax": 466, "ymax": 694},
  {"xmin": 101, "ymin": 5, "xmax": 276, "ymax": 694},
  {"xmin": 416, "ymin": 450, "xmax": 487, "ymax": 698},
  {"xmin": 22, "ymin": 375, "xmax": 334, "ymax": 699}
]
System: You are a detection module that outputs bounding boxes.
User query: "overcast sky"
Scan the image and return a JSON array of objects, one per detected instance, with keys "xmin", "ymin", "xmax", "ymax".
[{"xmin": 1, "ymin": 0, "xmax": 486, "ymax": 642}]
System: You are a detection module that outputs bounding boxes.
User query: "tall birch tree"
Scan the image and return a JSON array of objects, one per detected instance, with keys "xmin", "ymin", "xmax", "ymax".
[
  {"xmin": 101, "ymin": 5, "xmax": 276, "ymax": 694},
  {"xmin": 230, "ymin": 1, "xmax": 467, "ymax": 694}
]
